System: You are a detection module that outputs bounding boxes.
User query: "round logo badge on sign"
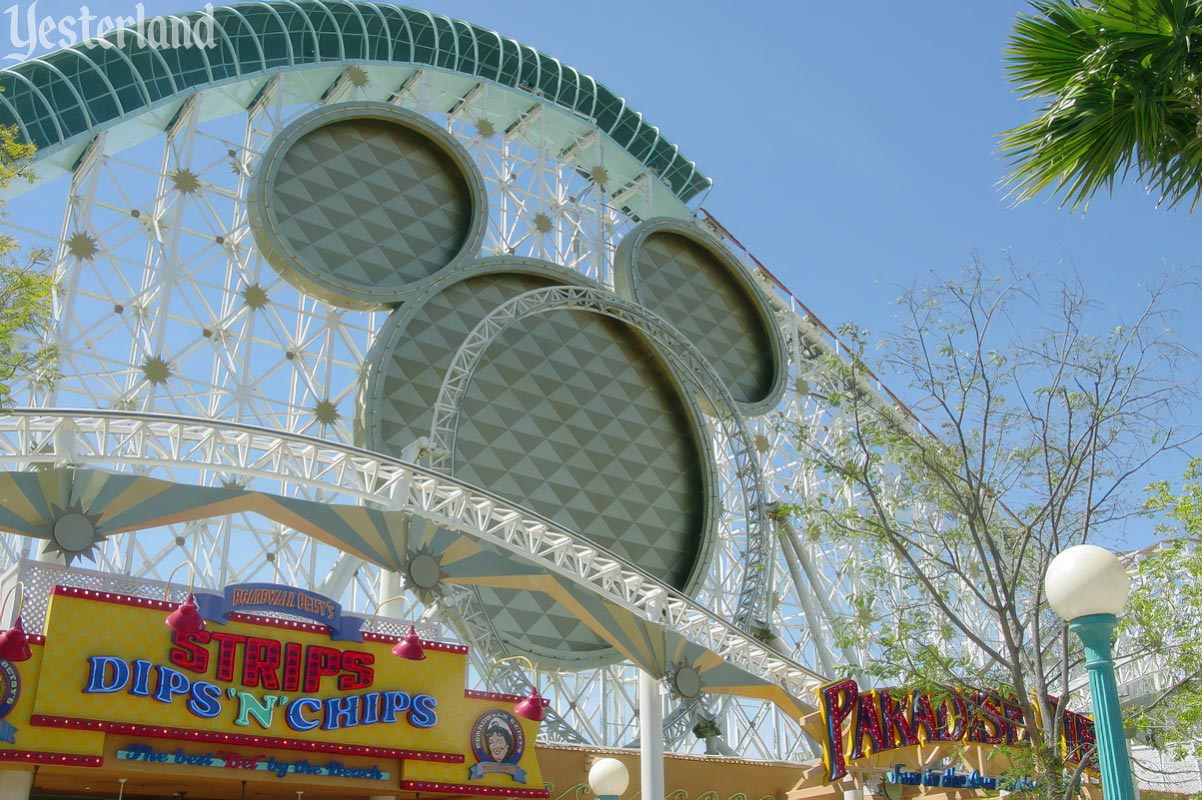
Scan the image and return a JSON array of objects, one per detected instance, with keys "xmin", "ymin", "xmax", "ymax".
[
  {"xmin": 468, "ymin": 710, "xmax": 527, "ymax": 783},
  {"xmin": 0, "ymin": 659, "xmax": 21, "ymax": 719}
]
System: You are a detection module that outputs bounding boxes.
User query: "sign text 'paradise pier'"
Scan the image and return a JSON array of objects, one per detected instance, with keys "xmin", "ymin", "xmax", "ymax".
[{"xmin": 818, "ymin": 679, "xmax": 1096, "ymax": 783}]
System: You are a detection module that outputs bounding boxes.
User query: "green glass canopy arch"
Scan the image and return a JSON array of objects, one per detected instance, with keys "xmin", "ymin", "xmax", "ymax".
[{"xmin": 0, "ymin": 0, "xmax": 711, "ymax": 203}]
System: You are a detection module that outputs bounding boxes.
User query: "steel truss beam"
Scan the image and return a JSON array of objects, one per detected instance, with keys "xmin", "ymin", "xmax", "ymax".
[{"xmin": 0, "ymin": 409, "xmax": 827, "ymax": 709}]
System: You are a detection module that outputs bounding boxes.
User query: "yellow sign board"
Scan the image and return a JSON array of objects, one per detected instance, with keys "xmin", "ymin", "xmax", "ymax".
[{"xmin": 0, "ymin": 585, "xmax": 546, "ymax": 797}]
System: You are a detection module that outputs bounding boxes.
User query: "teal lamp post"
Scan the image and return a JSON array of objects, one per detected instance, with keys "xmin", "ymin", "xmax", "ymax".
[{"xmin": 1044, "ymin": 545, "xmax": 1136, "ymax": 800}]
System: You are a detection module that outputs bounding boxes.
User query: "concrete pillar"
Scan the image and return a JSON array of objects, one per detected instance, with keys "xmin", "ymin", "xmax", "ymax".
[
  {"xmin": 0, "ymin": 769, "xmax": 33, "ymax": 800},
  {"xmin": 639, "ymin": 670, "xmax": 664, "ymax": 800}
]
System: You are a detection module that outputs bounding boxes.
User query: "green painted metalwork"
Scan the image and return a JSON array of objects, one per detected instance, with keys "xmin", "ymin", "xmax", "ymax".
[{"xmin": 0, "ymin": 0, "xmax": 711, "ymax": 203}]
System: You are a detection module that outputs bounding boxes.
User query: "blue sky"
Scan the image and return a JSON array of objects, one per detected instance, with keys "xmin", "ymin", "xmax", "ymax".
[
  {"xmin": 8, "ymin": 0, "xmax": 1196, "ymax": 345},
  {"xmin": 6, "ymin": 0, "xmax": 1200, "ymax": 538},
  {"xmin": 404, "ymin": 0, "xmax": 1202, "ymax": 519},
  {"xmin": 396, "ymin": 2, "xmax": 1199, "ymax": 323}
]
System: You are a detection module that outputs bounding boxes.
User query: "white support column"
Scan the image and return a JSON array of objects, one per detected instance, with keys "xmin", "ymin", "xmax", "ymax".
[
  {"xmin": 35, "ymin": 547, "xmax": 64, "ymax": 565},
  {"xmin": 0, "ymin": 769, "xmax": 33, "ymax": 800},
  {"xmin": 639, "ymin": 670, "xmax": 664, "ymax": 800},
  {"xmin": 378, "ymin": 569, "xmax": 403, "ymax": 616}
]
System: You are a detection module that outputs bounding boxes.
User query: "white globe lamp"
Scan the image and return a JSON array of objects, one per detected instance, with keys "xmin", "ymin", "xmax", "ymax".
[
  {"xmin": 1044, "ymin": 544, "xmax": 1130, "ymax": 621},
  {"xmin": 588, "ymin": 757, "xmax": 629, "ymax": 800}
]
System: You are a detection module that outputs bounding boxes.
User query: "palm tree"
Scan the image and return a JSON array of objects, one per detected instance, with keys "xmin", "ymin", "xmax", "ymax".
[{"xmin": 1002, "ymin": 0, "xmax": 1202, "ymax": 211}]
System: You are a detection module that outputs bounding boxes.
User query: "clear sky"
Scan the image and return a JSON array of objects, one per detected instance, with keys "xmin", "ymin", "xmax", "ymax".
[
  {"xmin": 388, "ymin": 1, "xmax": 1198, "ymax": 324},
  {"xmin": 5, "ymin": 0, "xmax": 1199, "ymax": 536}
]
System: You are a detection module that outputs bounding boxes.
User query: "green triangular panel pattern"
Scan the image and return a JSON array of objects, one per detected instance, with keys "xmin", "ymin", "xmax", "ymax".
[
  {"xmin": 271, "ymin": 119, "xmax": 471, "ymax": 296},
  {"xmin": 636, "ymin": 233, "xmax": 775, "ymax": 404},
  {"xmin": 360, "ymin": 270, "xmax": 714, "ymax": 668},
  {"xmin": 455, "ymin": 309, "xmax": 704, "ymax": 584},
  {"xmin": 362, "ymin": 273, "xmax": 561, "ymax": 457}
]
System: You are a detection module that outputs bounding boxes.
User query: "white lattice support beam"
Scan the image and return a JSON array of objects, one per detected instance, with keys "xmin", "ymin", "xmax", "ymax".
[{"xmin": 0, "ymin": 409, "xmax": 825, "ymax": 708}]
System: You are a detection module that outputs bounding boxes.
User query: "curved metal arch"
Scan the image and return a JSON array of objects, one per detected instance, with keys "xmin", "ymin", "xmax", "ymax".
[
  {"xmin": 354, "ymin": 2, "xmax": 393, "ymax": 62},
  {"xmin": 200, "ymin": 10, "xmax": 247, "ymax": 81},
  {"xmin": 577, "ymin": 70, "xmax": 599, "ymax": 123},
  {"xmin": 501, "ymin": 33, "xmax": 525, "ymax": 92},
  {"xmin": 3, "ymin": 69, "xmax": 64, "ymax": 142},
  {"xmin": 214, "ymin": 5, "xmax": 267, "ymax": 75},
  {"xmin": 38, "ymin": 49, "xmax": 124, "ymax": 120},
  {"xmin": 528, "ymin": 50, "xmax": 550, "ymax": 99},
  {"xmin": 250, "ymin": 3, "xmax": 296, "ymax": 65},
  {"xmin": 24, "ymin": 58, "xmax": 96, "ymax": 130},
  {"xmin": 119, "ymin": 26, "xmax": 182, "ymax": 97},
  {"xmin": 0, "ymin": 0, "xmax": 711, "ymax": 203},
  {"xmin": 542, "ymin": 52, "xmax": 564, "ymax": 104},
  {"xmin": 408, "ymin": 8, "xmax": 441, "ymax": 69},
  {"xmin": 176, "ymin": 25, "xmax": 218, "ymax": 88},
  {"xmin": 480, "ymin": 28, "xmax": 505, "ymax": 85},
  {"xmin": 625, "ymin": 112, "xmax": 652, "ymax": 161},
  {"xmin": 0, "ymin": 408, "xmax": 825, "ymax": 708},
  {"xmin": 380, "ymin": 4, "xmax": 416, "ymax": 66},
  {"xmin": 452, "ymin": 17, "xmax": 480, "ymax": 76},
  {"xmin": 606, "ymin": 95, "xmax": 629, "ymax": 137},
  {"xmin": 277, "ymin": 0, "xmax": 324, "ymax": 63},
  {"xmin": 306, "ymin": 0, "xmax": 348, "ymax": 62},
  {"xmin": 86, "ymin": 43, "xmax": 155, "ymax": 109},
  {"xmin": 562, "ymin": 63, "xmax": 585, "ymax": 119},
  {"xmin": 333, "ymin": 0, "xmax": 375, "ymax": 60},
  {"xmin": 426, "ymin": 285, "xmax": 775, "ymax": 630},
  {"xmin": 432, "ymin": 12, "xmax": 461, "ymax": 74}
]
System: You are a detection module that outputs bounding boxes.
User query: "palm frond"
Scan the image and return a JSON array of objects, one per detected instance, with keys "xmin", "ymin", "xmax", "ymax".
[{"xmin": 1002, "ymin": 0, "xmax": 1202, "ymax": 210}]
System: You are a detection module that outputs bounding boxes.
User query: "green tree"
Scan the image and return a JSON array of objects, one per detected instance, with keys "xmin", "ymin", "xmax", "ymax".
[
  {"xmin": 0, "ymin": 122, "xmax": 54, "ymax": 401},
  {"xmin": 1123, "ymin": 465, "xmax": 1202, "ymax": 760},
  {"xmin": 1002, "ymin": 0, "xmax": 1202, "ymax": 210},
  {"xmin": 784, "ymin": 259, "xmax": 1198, "ymax": 799}
]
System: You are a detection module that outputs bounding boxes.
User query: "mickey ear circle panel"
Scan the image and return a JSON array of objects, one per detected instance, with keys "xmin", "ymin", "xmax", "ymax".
[
  {"xmin": 248, "ymin": 102, "xmax": 487, "ymax": 309},
  {"xmin": 614, "ymin": 219, "xmax": 787, "ymax": 415},
  {"xmin": 358, "ymin": 258, "xmax": 720, "ymax": 670}
]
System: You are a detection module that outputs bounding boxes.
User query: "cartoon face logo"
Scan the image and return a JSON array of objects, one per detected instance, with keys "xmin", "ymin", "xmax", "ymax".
[
  {"xmin": 468, "ymin": 711, "xmax": 527, "ymax": 783},
  {"xmin": 250, "ymin": 101, "xmax": 788, "ymax": 670},
  {"xmin": 486, "ymin": 725, "xmax": 511, "ymax": 762}
]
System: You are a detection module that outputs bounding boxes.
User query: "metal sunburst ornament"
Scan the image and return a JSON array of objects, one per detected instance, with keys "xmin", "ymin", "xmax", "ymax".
[{"xmin": 39, "ymin": 504, "xmax": 105, "ymax": 565}]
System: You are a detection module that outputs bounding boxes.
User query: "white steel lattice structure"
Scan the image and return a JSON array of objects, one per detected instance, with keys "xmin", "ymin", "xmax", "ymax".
[{"xmin": 0, "ymin": 0, "xmax": 954, "ymax": 762}]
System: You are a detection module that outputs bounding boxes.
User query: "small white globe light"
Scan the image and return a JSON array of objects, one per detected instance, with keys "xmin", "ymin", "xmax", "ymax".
[
  {"xmin": 588, "ymin": 757, "xmax": 630, "ymax": 797},
  {"xmin": 1044, "ymin": 545, "xmax": 1130, "ymax": 621}
]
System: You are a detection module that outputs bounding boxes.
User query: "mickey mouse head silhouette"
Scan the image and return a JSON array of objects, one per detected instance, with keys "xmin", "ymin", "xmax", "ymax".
[{"xmin": 250, "ymin": 102, "xmax": 787, "ymax": 668}]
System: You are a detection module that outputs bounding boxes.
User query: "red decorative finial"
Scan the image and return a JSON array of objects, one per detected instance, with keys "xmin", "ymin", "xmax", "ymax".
[{"xmin": 0, "ymin": 617, "xmax": 32, "ymax": 662}]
